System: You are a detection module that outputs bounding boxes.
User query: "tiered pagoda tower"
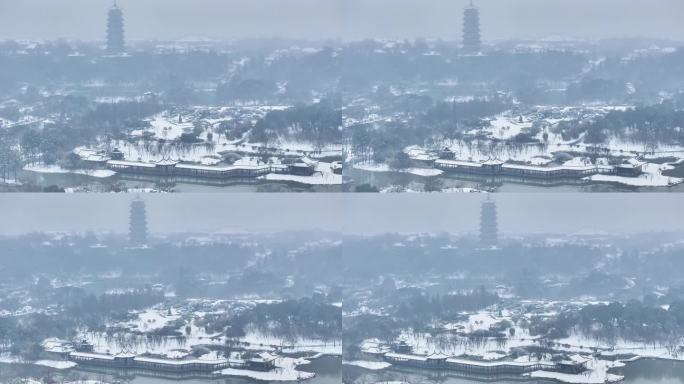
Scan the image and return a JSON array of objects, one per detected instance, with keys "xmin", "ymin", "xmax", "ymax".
[{"xmin": 462, "ymin": 1, "xmax": 481, "ymax": 53}]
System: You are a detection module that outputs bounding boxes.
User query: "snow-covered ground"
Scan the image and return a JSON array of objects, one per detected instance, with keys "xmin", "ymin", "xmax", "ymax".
[
  {"xmin": 527, "ymin": 358, "xmax": 624, "ymax": 384},
  {"xmin": 33, "ymin": 359, "xmax": 77, "ymax": 369},
  {"xmin": 23, "ymin": 164, "xmax": 116, "ymax": 178},
  {"xmin": 131, "ymin": 113, "xmax": 195, "ymax": 141},
  {"xmin": 260, "ymin": 161, "xmax": 342, "ymax": 185},
  {"xmin": 399, "ymin": 141, "xmax": 684, "ymax": 188},
  {"xmin": 72, "ymin": 143, "xmax": 342, "ymax": 187},
  {"xmin": 240, "ymin": 329, "xmax": 342, "ymax": 355},
  {"xmin": 35, "ymin": 302, "xmax": 337, "ymax": 383},
  {"xmin": 0, "ymin": 178, "xmax": 22, "ymax": 186},
  {"xmin": 587, "ymin": 162, "xmax": 683, "ymax": 187},
  {"xmin": 124, "ymin": 307, "xmax": 181, "ymax": 332},
  {"xmin": 356, "ymin": 299, "xmax": 684, "ymax": 384},
  {"xmin": 554, "ymin": 332, "xmax": 684, "ymax": 361},
  {"xmin": 69, "ymin": 304, "xmax": 341, "ymax": 358},
  {"xmin": 63, "ymin": 106, "xmax": 344, "ymax": 187},
  {"xmin": 91, "ymin": 108, "xmax": 342, "ymax": 166},
  {"xmin": 357, "ymin": 106, "xmax": 684, "ymax": 188},
  {"xmin": 343, "ymin": 360, "xmax": 392, "ymax": 370},
  {"xmin": 487, "ymin": 114, "xmax": 533, "ymax": 140},
  {"xmin": 379, "ymin": 185, "xmax": 484, "ymax": 193},
  {"xmin": 218, "ymin": 356, "xmax": 315, "ymax": 381},
  {"xmin": 17, "ymin": 380, "xmax": 108, "ymax": 384},
  {"xmin": 354, "ymin": 162, "xmax": 443, "ymax": 177}
]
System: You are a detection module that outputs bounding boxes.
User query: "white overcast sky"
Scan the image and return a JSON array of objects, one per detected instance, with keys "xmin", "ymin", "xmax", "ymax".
[
  {"xmin": 0, "ymin": 193, "xmax": 682, "ymax": 236},
  {"xmin": 0, "ymin": 0, "xmax": 682, "ymax": 42}
]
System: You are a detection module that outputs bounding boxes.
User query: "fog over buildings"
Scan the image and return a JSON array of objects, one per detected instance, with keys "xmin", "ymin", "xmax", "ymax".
[
  {"xmin": 0, "ymin": 194, "xmax": 347, "ymax": 235},
  {"xmin": 1, "ymin": 194, "xmax": 683, "ymax": 236},
  {"xmin": 1, "ymin": 2, "xmax": 684, "ymax": 384},
  {"xmin": 0, "ymin": 0, "xmax": 683, "ymax": 41},
  {"xmin": 339, "ymin": 194, "xmax": 684, "ymax": 235}
]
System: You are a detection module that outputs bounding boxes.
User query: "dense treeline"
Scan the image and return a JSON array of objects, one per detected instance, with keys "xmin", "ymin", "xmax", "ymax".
[
  {"xmin": 199, "ymin": 296, "xmax": 341, "ymax": 343},
  {"xmin": 342, "ymin": 288, "xmax": 500, "ymax": 356},
  {"xmin": 341, "ymin": 234, "xmax": 604, "ymax": 280},
  {"xmin": 0, "ymin": 98, "xmax": 166, "ymax": 179},
  {"xmin": 0, "ymin": 236, "xmax": 254, "ymax": 278},
  {"xmin": 337, "ymin": 40, "xmax": 586, "ymax": 89},
  {"xmin": 423, "ymin": 99, "xmax": 508, "ymax": 128},
  {"xmin": 0, "ymin": 49, "xmax": 229, "ymax": 91},
  {"xmin": 390, "ymin": 287, "xmax": 500, "ymax": 323},
  {"xmin": 67, "ymin": 289, "xmax": 166, "ymax": 329},
  {"xmin": 556, "ymin": 102, "xmax": 684, "ymax": 145},
  {"xmin": 0, "ymin": 232, "xmax": 338, "ymax": 281},
  {"xmin": 243, "ymin": 297, "xmax": 341, "ymax": 341},
  {"xmin": 250, "ymin": 101, "xmax": 342, "ymax": 146},
  {"xmin": 0, "ymin": 289, "xmax": 164, "ymax": 359},
  {"xmin": 351, "ymin": 98, "xmax": 510, "ymax": 164},
  {"xmin": 531, "ymin": 299, "xmax": 684, "ymax": 348},
  {"xmin": 0, "ymin": 233, "xmax": 342, "ymax": 303},
  {"xmin": 81, "ymin": 100, "xmax": 165, "ymax": 138}
]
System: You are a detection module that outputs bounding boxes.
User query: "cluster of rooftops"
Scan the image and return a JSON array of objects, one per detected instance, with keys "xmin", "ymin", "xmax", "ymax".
[
  {"xmin": 42, "ymin": 338, "xmax": 277, "ymax": 373},
  {"xmin": 362, "ymin": 340, "xmax": 588, "ymax": 376},
  {"xmin": 57, "ymin": 349, "xmax": 276, "ymax": 373},
  {"xmin": 77, "ymin": 147, "xmax": 325, "ymax": 178},
  {"xmin": 382, "ymin": 351, "xmax": 587, "ymax": 374},
  {"xmin": 424, "ymin": 148, "xmax": 644, "ymax": 179}
]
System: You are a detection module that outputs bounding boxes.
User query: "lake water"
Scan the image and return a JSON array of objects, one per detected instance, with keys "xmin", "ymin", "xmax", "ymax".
[
  {"xmin": 344, "ymin": 358, "xmax": 684, "ymax": 384},
  {"xmin": 0, "ymin": 355, "xmax": 341, "ymax": 384},
  {"xmin": 345, "ymin": 167, "xmax": 684, "ymax": 193},
  {"xmin": 9, "ymin": 171, "xmax": 341, "ymax": 192},
  {"xmin": 617, "ymin": 359, "xmax": 684, "ymax": 384}
]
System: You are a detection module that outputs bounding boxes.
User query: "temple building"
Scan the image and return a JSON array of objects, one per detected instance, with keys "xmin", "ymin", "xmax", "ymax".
[
  {"xmin": 462, "ymin": 1, "xmax": 481, "ymax": 53},
  {"xmin": 106, "ymin": 2, "xmax": 125, "ymax": 54}
]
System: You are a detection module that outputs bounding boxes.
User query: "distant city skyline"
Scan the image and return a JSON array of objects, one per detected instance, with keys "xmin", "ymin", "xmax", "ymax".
[{"xmin": 0, "ymin": 0, "xmax": 683, "ymax": 42}]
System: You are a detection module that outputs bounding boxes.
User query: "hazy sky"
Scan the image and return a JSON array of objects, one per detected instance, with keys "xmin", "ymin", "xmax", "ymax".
[
  {"xmin": 0, "ymin": 0, "xmax": 682, "ymax": 42},
  {"xmin": 0, "ymin": 193, "xmax": 682, "ymax": 236},
  {"xmin": 0, "ymin": 194, "xmax": 346, "ymax": 235}
]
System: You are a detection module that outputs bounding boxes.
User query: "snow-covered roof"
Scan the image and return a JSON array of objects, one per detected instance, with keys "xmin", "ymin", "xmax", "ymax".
[
  {"xmin": 70, "ymin": 352, "xmax": 116, "ymax": 360},
  {"xmin": 435, "ymin": 159, "xmax": 484, "ymax": 168},
  {"xmin": 156, "ymin": 159, "xmax": 178, "ymax": 166},
  {"xmin": 175, "ymin": 163, "xmax": 271, "ymax": 171},
  {"xmin": 257, "ymin": 352, "xmax": 278, "ymax": 361},
  {"xmin": 300, "ymin": 157, "xmax": 318, "ymax": 166},
  {"xmin": 385, "ymin": 352, "xmax": 427, "ymax": 362},
  {"xmin": 427, "ymin": 352, "xmax": 450, "ymax": 360},
  {"xmin": 134, "ymin": 356, "xmax": 228, "ymax": 365},
  {"xmin": 385, "ymin": 352, "xmax": 563, "ymax": 369},
  {"xmin": 501, "ymin": 163, "xmax": 597, "ymax": 172},
  {"xmin": 446, "ymin": 357, "xmax": 557, "ymax": 368},
  {"xmin": 108, "ymin": 160, "xmax": 156, "ymax": 168}
]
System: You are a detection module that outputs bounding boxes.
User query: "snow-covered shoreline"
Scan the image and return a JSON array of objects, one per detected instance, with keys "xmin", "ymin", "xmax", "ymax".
[
  {"xmin": 23, "ymin": 164, "xmax": 116, "ymax": 178},
  {"xmin": 356, "ymin": 302, "xmax": 684, "ymax": 384}
]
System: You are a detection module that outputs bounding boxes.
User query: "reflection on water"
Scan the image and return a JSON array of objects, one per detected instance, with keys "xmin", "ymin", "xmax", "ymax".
[
  {"xmin": 618, "ymin": 359, "xmax": 684, "ymax": 384},
  {"xmin": 14, "ymin": 171, "xmax": 339, "ymax": 192},
  {"xmin": 345, "ymin": 167, "xmax": 684, "ymax": 193},
  {"xmin": 0, "ymin": 355, "xmax": 340, "ymax": 384},
  {"xmin": 344, "ymin": 358, "xmax": 684, "ymax": 384},
  {"xmin": 343, "ymin": 365, "xmax": 555, "ymax": 384}
]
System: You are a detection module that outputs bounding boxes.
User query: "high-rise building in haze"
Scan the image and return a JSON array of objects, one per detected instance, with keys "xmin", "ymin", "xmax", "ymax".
[
  {"xmin": 129, "ymin": 198, "xmax": 147, "ymax": 246},
  {"xmin": 479, "ymin": 197, "xmax": 498, "ymax": 246},
  {"xmin": 462, "ymin": 1, "xmax": 481, "ymax": 53},
  {"xmin": 106, "ymin": 2, "xmax": 125, "ymax": 54}
]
